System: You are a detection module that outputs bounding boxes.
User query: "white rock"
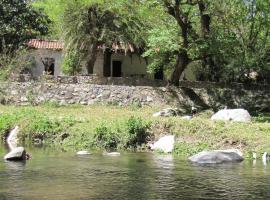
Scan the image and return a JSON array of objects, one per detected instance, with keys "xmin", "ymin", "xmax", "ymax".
[
  {"xmin": 103, "ymin": 152, "xmax": 121, "ymax": 156},
  {"xmin": 146, "ymin": 96, "xmax": 153, "ymax": 102},
  {"xmin": 188, "ymin": 149, "xmax": 244, "ymax": 164},
  {"xmin": 262, "ymin": 152, "xmax": 269, "ymax": 162},
  {"xmin": 4, "ymin": 147, "xmax": 26, "ymax": 161},
  {"xmin": 182, "ymin": 115, "xmax": 193, "ymax": 120},
  {"xmin": 76, "ymin": 151, "xmax": 91, "ymax": 155},
  {"xmin": 151, "ymin": 135, "xmax": 175, "ymax": 153},
  {"xmin": 7, "ymin": 126, "xmax": 20, "ymax": 150},
  {"xmin": 211, "ymin": 109, "xmax": 251, "ymax": 122},
  {"xmin": 252, "ymin": 152, "xmax": 257, "ymax": 160}
]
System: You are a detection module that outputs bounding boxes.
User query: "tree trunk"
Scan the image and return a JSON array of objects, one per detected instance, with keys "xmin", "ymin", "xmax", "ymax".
[
  {"xmin": 169, "ymin": 51, "xmax": 189, "ymax": 86},
  {"xmin": 86, "ymin": 41, "xmax": 98, "ymax": 74},
  {"xmin": 198, "ymin": 1, "xmax": 218, "ymax": 81},
  {"xmin": 169, "ymin": 20, "xmax": 189, "ymax": 86}
]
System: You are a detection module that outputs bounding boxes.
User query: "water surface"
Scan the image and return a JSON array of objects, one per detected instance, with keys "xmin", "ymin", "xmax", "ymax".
[{"xmin": 0, "ymin": 147, "xmax": 270, "ymax": 200}]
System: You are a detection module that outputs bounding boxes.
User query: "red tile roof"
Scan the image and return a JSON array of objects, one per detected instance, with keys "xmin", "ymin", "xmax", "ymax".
[
  {"xmin": 27, "ymin": 39, "xmax": 135, "ymax": 53},
  {"xmin": 27, "ymin": 39, "xmax": 64, "ymax": 50}
]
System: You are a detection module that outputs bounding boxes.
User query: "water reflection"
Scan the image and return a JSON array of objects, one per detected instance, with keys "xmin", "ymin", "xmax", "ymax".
[{"xmin": 4, "ymin": 160, "xmax": 26, "ymax": 171}]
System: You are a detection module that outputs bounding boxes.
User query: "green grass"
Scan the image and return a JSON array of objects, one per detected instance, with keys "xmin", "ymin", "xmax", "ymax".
[{"xmin": 0, "ymin": 104, "xmax": 269, "ymax": 158}]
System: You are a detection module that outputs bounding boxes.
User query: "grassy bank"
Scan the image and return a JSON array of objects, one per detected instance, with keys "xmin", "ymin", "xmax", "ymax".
[{"xmin": 0, "ymin": 104, "xmax": 269, "ymax": 158}]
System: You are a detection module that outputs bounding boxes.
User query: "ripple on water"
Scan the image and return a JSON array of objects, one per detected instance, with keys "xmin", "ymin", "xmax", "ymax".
[{"xmin": 1, "ymin": 150, "xmax": 270, "ymax": 200}]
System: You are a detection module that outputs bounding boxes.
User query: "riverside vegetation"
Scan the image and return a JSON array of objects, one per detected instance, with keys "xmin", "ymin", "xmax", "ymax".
[{"xmin": 0, "ymin": 104, "xmax": 269, "ymax": 159}]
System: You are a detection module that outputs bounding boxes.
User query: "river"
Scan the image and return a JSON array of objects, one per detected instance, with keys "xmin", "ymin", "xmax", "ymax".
[{"xmin": 0, "ymin": 147, "xmax": 270, "ymax": 200}]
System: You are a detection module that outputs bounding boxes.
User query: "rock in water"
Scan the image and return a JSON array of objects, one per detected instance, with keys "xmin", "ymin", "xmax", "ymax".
[
  {"xmin": 211, "ymin": 109, "xmax": 251, "ymax": 122},
  {"xmin": 7, "ymin": 126, "xmax": 20, "ymax": 150},
  {"xmin": 76, "ymin": 151, "xmax": 91, "ymax": 155},
  {"xmin": 103, "ymin": 152, "xmax": 121, "ymax": 156},
  {"xmin": 4, "ymin": 147, "xmax": 27, "ymax": 161},
  {"xmin": 151, "ymin": 135, "xmax": 175, "ymax": 153},
  {"xmin": 189, "ymin": 149, "xmax": 244, "ymax": 164}
]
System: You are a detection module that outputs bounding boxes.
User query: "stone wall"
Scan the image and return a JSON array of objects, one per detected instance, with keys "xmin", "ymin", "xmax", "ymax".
[{"xmin": 0, "ymin": 80, "xmax": 269, "ymax": 113}]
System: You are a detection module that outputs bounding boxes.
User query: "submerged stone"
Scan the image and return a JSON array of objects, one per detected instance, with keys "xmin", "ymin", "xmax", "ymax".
[{"xmin": 189, "ymin": 149, "xmax": 244, "ymax": 164}]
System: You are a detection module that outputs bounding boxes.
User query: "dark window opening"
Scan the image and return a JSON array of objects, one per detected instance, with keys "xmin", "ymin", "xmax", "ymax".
[
  {"xmin": 154, "ymin": 67, "xmax": 164, "ymax": 80},
  {"xmin": 112, "ymin": 61, "xmax": 122, "ymax": 77},
  {"xmin": 41, "ymin": 57, "xmax": 55, "ymax": 75}
]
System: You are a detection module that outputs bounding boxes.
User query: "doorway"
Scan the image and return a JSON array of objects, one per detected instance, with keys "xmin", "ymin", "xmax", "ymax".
[
  {"xmin": 112, "ymin": 61, "xmax": 122, "ymax": 77},
  {"xmin": 154, "ymin": 67, "xmax": 164, "ymax": 80},
  {"xmin": 42, "ymin": 57, "xmax": 55, "ymax": 75}
]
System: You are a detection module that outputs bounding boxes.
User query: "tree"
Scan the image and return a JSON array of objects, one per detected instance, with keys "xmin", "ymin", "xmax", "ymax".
[
  {"xmin": 0, "ymin": 0, "xmax": 51, "ymax": 53},
  {"xmin": 209, "ymin": 0, "xmax": 270, "ymax": 83},
  {"xmin": 144, "ymin": 0, "xmax": 210, "ymax": 85},
  {"xmin": 62, "ymin": 0, "xmax": 146, "ymax": 74}
]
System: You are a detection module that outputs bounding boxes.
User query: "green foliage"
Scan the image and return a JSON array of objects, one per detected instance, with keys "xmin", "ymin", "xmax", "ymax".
[
  {"xmin": 62, "ymin": 50, "xmax": 82, "ymax": 75},
  {"xmin": 0, "ymin": 49, "xmax": 34, "ymax": 80},
  {"xmin": 0, "ymin": 109, "xmax": 75, "ymax": 144},
  {"xmin": 124, "ymin": 117, "xmax": 151, "ymax": 148},
  {"xmin": 32, "ymin": 0, "xmax": 66, "ymax": 39},
  {"xmin": 94, "ymin": 123, "xmax": 119, "ymax": 149},
  {"xmin": 174, "ymin": 142, "xmax": 209, "ymax": 157},
  {"xmin": 91, "ymin": 117, "xmax": 151, "ymax": 150},
  {"xmin": 32, "ymin": 0, "xmax": 270, "ymax": 83},
  {"xmin": 0, "ymin": 0, "xmax": 50, "ymax": 53},
  {"xmin": 0, "ymin": 114, "xmax": 18, "ymax": 138},
  {"xmin": 203, "ymin": 0, "xmax": 270, "ymax": 83}
]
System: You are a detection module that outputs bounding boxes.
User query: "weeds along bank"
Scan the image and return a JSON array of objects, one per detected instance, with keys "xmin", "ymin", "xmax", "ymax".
[{"xmin": 0, "ymin": 105, "xmax": 269, "ymax": 158}]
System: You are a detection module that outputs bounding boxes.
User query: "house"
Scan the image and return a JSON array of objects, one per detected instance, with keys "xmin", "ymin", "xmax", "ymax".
[
  {"xmin": 27, "ymin": 39, "xmax": 151, "ymax": 79},
  {"xmin": 26, "ymin": 39, "xmax": 198, "ymax": 81}
]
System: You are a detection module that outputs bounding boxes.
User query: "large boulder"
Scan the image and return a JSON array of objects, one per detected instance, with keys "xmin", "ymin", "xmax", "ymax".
[
  {"xmin": 150, "ymin": 135, "xmax": 175, "ymax": 153},
  {"xmin": 153, "ymin": 108, "xmax": 181, "ymax": 117},
  {"xmin": 4, "ymin": 147, "xmax": 27, "ymax": 161},
  {"xmin": 211, "ymin": 109, "xmax": 251, "ymax": 122},
  {"xmin": 189, "ymin": 149, "xmax": 244, "ymax": 164}
]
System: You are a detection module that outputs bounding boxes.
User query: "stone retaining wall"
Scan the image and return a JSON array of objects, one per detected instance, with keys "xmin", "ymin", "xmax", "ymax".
[{"xmin": 0, "ymin": 81, "xmax": 269, "ymax": 112}]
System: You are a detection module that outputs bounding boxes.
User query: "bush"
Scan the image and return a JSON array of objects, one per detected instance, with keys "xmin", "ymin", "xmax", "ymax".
[
  {"xmin": 93, "ymin": 124, "xmax": 119, "ymax": 149},
  {"xmin": 62, "ymin": 50, "xmax": 82, "ymax": 75},
  {"xmin": 0, "ymin": 49, "xmax": 34, "ymax": 81},
  {"xmin": 124, "ymin": 117, "xmax": 151, "ymax": 148},
  {"xmin": 0, "ymin": 114, "xmax": 18, "ymax": 139},
  {"xmin": 0, "ymin": 109, "xmax": 75, "ymax": 145}
]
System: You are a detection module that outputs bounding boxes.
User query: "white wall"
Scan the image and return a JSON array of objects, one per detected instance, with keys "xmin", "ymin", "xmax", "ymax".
[
  {"xmin": 30, "ymin": 49, "xmax": 63, "ymax": 77},
  {"xmin": 111, "ymin": 53, "xmax": 148, "ymax": 77},
  {"xmin": 29, "ymin": 49, "xmax": 198, "ymax": 81}
]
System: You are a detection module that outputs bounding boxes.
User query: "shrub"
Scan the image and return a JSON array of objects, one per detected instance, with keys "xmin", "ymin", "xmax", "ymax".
[
  {"xmin": 124, "ymin": 117, "xmax": 151, "ymax": 148},
  {"xmin": 62, "ymin": 50, "xmax": 82, "ymax": 75},
  {"xmin": 0, "ymin": 109, "xmax": 75, "ymax": 145},
  {"xmin": 94, "ymin": 124, "xmax": 119, "ymax": 149},
  {"xmin": 0, "ymin": 114, "xmax": 18, "ymax": 139},
  {"xmin": 0, "ymin": 49, "xmax": 34, "ymax": 81}
]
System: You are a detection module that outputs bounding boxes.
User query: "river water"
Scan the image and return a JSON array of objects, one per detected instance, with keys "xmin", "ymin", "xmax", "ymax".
[{"xmin": 0, "ymin": 147, "xmax": 270, "ymax": 200}]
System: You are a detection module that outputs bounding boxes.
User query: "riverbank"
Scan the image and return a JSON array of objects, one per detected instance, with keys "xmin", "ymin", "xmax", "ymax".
[{"xmin": 0, "ymin": 104, "xmax": 269, "ymax": 158}]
